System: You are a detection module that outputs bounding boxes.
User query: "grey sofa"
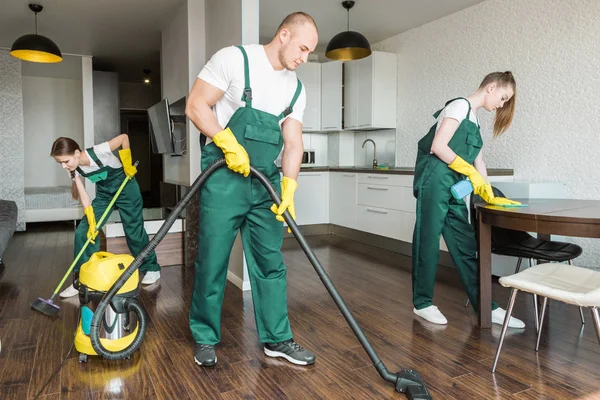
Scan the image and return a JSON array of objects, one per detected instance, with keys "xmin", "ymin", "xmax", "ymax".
[{"xmin": 0, "ymin": 199, "xmax": 17, "ymax": 268}]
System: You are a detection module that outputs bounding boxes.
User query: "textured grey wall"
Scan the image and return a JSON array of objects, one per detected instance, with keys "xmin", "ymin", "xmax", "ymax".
[
  {"xmin": 374, "ymin": 0, "xmax": 600, "ymax": 268},
  {"xmin": 0, "ymin": 50, "xmax": 25, "ymax": 231},
  {"xmin": 93, "ymin": 70, "xmax": 120, "ymax": 145}
]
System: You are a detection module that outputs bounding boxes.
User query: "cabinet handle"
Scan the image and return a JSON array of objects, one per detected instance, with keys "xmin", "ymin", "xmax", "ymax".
[
  {"xmin": 323, "ymin": 126, "xmax": 338, "ymax": 129},
  {"xmin": 367, "ymin": 186, "xmax": 388, "ymax": 191},
  {"xmin": 357, "ymin": 124, "xmax": 370, "ymax": 127},
  {"xmin": 367, "ymin": 208, "xmax": 388, "ymax": 214},
  {"xmin": 367, "ymin": 175, "xmax": 389, "ymax": 179},
  {"xmin": 342, "ymin": 173, "xmax": 356, "ymax": 177}
]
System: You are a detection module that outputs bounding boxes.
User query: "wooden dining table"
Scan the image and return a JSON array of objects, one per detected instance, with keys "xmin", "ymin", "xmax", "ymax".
[{"xmin": 475, "ymin": 198, "xmax": 600, "ymax": 328}]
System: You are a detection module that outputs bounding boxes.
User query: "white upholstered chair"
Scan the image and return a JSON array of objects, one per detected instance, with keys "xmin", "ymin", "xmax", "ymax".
[{"xmin": 492, "ymin": 262, "xmax": 600, "ymax": 372}]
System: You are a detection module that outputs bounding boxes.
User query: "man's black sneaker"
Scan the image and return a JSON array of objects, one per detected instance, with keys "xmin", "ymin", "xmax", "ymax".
[
  {"xmin": 194, "ymin": 344, "xmax": 216, "ymax": 367},
  {"xmin": 264, "ymin": 339, "xmax": 315, "ymax": 365}
]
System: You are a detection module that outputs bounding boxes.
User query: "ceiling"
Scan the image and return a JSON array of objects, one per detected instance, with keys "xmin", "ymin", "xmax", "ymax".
[
  {"xmin": 0, "ymin": 0, "xmax": 182, "ymax": 82},
  {"xmin": 0, "ymin": 0, "xmax": 485, "ymax": 83},
  {"xmin": 259, "ymin": 0, "xmax": 486, "ymax": 50}
]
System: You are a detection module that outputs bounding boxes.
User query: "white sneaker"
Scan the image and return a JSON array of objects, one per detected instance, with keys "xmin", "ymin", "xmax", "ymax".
[
  {"xmin": 413, "ymin": 305, "xmax": 448, "ymax": 325},
  {"xmin": 492, "ymin": 307, "xmax": 525, "ymax": 328},
  {"xmin": 141, "ymin": 271, "xmax": 161, "ymax": 285},
  {"xmin": 59, "ymin": 284, "xmax": 79, "ymax": 298}
]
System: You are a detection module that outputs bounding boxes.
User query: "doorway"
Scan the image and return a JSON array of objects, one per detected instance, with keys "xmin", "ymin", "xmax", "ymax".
[{"xmin": 120, "ymin": 110, "xmax": 163, "ymax": 208}]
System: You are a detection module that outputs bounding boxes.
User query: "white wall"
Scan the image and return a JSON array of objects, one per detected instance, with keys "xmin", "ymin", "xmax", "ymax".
[
  {"xmin": 206, "ymin": 0, "xmax": 242, "ymax": 61},
  {"xmin": 161, "ymin": 1, "xmax": 190, "ymax": 186},
  {"xmin": 22, "ymin": 77, "xmax": 83, "ymax": 188},
  {"xmin": 374, "ymin": 0, "xmax": 600, "ymax": 268}
]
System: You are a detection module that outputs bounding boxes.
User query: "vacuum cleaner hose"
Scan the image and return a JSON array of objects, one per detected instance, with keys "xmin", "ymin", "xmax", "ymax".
[
  {"xmin": 88, "ymin": 158, "xmax": 431, "ymax": 399},
  {"xmin": 89, "ymin": 158, "xmax": 227, "ymax": 360}
]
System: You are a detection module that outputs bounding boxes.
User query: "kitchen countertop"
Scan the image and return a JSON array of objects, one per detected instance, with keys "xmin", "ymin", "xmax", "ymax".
[{"xmin": 292, "ymin": 166, "xmax": 513, "ymax": 176}]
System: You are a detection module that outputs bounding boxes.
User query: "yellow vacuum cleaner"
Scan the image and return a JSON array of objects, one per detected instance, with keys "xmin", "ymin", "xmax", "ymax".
[{"xmin": 75, "ymin": 251, "xmax": 146, "ymax": 363}]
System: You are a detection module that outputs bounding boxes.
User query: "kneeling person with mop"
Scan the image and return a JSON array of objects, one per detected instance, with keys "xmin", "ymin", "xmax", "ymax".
[{"xmin": 50, "ymin": 134, "xmax": 161, "ymax": 298}]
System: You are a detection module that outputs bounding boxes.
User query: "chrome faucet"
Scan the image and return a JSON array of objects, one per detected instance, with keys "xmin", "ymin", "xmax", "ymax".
[{"xmin": 361, "ymin": 139, "xmax": 378, "ymax": 169}]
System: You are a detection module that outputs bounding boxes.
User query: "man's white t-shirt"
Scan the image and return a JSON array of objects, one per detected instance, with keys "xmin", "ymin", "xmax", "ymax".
[
  {"xmin": 435, "ymin": 98, "xmax": 479, "ymax": 133},
  {"xmin": 197, "ymin": 44, "xmax": 306, "ymax": 144},
  {"xmin": 74, "ymin": 142, "xmax": 122, "ymax": 178}
]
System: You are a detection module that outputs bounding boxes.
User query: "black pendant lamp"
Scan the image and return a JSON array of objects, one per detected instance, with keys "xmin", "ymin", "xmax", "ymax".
[
  {"xmin": 325, "ymin": 1, "xmax": 371, "ymax": 61},
  {"xmin": 10, "ymin": 4, "xmax": 62, "ymax": 64}
]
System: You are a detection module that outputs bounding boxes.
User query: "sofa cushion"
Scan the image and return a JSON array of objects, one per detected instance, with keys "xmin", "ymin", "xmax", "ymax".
[{"xmin": 0, "ymin": 199, "xmax": 18, "ymax": 258}]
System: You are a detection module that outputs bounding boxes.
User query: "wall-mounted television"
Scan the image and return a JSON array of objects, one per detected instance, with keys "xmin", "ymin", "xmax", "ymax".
[{"xmin": 148, "ymin": 99, "xmax": 174, "ymax": 154}]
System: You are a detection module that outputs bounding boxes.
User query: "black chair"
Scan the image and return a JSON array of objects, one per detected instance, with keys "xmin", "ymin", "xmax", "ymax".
[{"xmin": 469, "ymin": 186, "xmax": 584, "ymax": 329}]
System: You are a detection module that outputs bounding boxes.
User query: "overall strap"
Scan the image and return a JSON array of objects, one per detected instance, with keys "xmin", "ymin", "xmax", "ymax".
[
  {"xmin": 87, "ymin": 147, "xmax": 104, "ymax": 168},
  {"xmin": 76, "ymin": 147, "xmax": 105, "ymax": 177},
  {"xmin": 278, "ymin": 79, "xmax": 303, "ymax": 120},
  {"xmin": 236, "ymin": 45, "xmax": 252, "ymax": 108},
  {"xmin": 433, "ymin": 97, "xmax": 472, "ymax": 119}
]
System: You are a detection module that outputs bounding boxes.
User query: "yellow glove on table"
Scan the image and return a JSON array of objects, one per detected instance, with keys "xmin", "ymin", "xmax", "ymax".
[
  {"xmin": 270, "ymin": 176, "xmax": 298, "ymax": 233},
  {"xmin": 118, "ymin": 148, "xmax": 137, "ymax": 178},
  {"xmin": 212, "ymin": 128, "xmax": 250, "ymax": 177},
  {"xmin": 84, "ymin": 205, "xmax": 98, "ymax": 244},
  {"xmin": 487, "ymin": 196, "xmax": 521, "ymax": 206}
]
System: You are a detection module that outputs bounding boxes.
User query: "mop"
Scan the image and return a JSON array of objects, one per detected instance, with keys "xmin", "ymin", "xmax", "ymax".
[{"xmin": 31, "ymin": 165, "xmax": 137, "ymax": 317}]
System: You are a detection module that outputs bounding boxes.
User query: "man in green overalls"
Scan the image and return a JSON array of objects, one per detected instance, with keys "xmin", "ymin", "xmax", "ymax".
[
  {"xmin": 51, "ymin": 135, "xmax": 161, "ymax": 298},
  {"xmin": 412, "ymin": 72, "xmax": 525, "ymax": 328},
  {"xmin": 185, "ymin": 12, "xmax": 318, "ymax": 367}
]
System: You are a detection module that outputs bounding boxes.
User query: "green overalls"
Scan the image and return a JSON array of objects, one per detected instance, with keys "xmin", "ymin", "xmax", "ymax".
[
  {"xmin": 74, "ymin": 148, "xmax": 160, "ymax": 274},
  {"xmin": 412, "ymin": 98, "xmax": 499, "ymax": 312},
  {"xmin": 189, "ymin": 45, "xmax": 302, "ymax": 345}
]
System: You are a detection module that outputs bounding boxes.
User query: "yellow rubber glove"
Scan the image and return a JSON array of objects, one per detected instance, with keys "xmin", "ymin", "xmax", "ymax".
[
  {"xmin": 212, "ymin": 128, "xmax": 250, "ymax": 177},
  {"xmin": 84, "ymin": 205, "xmax": 98, "ymax": 244},
  {"xmin": 118, "ymin": 148, "xmax": 137, "ymax": 178},
  {"xmin": 448, "ymin": 156, "xmax": 487, "ymax": 195},
  {"xmin": 270, "ymin": 176, "xmax": 298, "ymax": 233},
  {"xmin": 487, "ymin": 196, "xmax": 522, "ymax": 206}
]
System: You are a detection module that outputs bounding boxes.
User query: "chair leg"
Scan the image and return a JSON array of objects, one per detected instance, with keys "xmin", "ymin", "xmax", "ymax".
[
  {"xmin": 533, "ymin": 294, "xmax": 539, "ymax": 333},
  {"xmin": 536, "ymin": 297, "xmax": 548, "ymax": 352},
  {"xmin": 492, "ymin": 288, "xmax": 519, "ymax": 373},
  {"xmin": 591, "ymin": 307, "xmax": 600, "ymax": 346},
  {"xmin": 568, "ymin": 259, "xmax": 586, "ymax": 325},
  {"xmin": 529, "ymin": 259, "xmax": 539, "ymax": 333},
  {"xmin": 514, "ymin": 257, "xmax": 523, "ymax": 274}
]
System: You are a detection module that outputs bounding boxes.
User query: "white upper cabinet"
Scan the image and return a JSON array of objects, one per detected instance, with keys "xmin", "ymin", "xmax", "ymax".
[
  {"xmin": 320, "ymin": 61, "xmax": 343, "ymax": 131},
  {"xmin": 344, "ymin": 51, "xmax": 397, "ymax": 130},
  {"xmin": 294, "ymin": 62, "xmax": 321, "ymax": 132}
]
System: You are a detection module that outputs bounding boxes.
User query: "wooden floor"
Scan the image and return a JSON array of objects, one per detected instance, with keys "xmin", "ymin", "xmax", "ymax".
[{"xmin": 1, "ymin": 223, "xmax": 599, "ymax": 399}]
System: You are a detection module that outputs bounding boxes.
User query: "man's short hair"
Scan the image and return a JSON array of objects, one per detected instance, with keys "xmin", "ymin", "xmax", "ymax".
[{"xmin": 275, "ymin": 12, "xmax": 318, "ymax": 35}]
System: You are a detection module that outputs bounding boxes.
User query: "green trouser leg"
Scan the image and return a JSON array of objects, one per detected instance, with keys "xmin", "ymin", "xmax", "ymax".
[
  {"xmin": 190, "ymin": 169, "xmax": 248, "ymax": 345},
  {"xmin": 240, "ymin": 176, "xmax": 292, "ymax": 344},
  {"xmin": 413, "ymin": 183, "xmax": 499, "ymax": 311},
  {"xmin": 442, "ymin": 198, "xmax": 499, "ymax": 312},
  {"xmin": 73, "ymin": 194, "xmax": 111, "ymax": 273},
  {"xmin": 115, "ymin": 179, "xmax": 160, "ymax": 273},
  {"xmin": 189, "ymin": 171, "xmax": 292, "ymax": 345}
]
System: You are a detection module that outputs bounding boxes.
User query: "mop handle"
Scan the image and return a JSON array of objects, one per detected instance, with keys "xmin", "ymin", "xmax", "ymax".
[{"xmin": 50, "ymin": 164, "xmax": 138, "ymax": 298}]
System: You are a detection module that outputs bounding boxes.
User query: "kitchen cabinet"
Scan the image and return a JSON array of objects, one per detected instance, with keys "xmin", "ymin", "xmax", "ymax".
[
  {"xmin": 294, "ymin": 62, "xmax": 321, "ymax": 131},
  {"xmin": 344, "ymin": 51, "xmax": 397, "ymax": 130},
  {"xmin": 285, "ymin": 172, "xmax": 329, "ymax": 226},
  {"xmin": 356, "ymin": 173, "xmax": 413, "ymax": 241},
  {"xmin": 329, "ymin": 172, "xmax": 358, "ymax": 229},
  {"xmin": 320, "ymin": 61, "xmax": 343, "ymax": 131}
]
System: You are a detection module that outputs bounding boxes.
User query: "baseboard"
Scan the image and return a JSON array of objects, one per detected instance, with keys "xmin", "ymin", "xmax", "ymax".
[
  {"xmin": 227, "ymin": 270, "xmax": 251, "ymax": 291},
  {"xmin": 327, "ymin": 224, "xmax": 456, "ymax": 270}
]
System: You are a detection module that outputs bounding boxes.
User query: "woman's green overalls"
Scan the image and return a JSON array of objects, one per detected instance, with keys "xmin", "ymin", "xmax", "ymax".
[
  {"xmin": 189, "ymin": 46, "xmax": 303, "ymax": 345},
  {"xmin": 412, "ymin": 98, "xmax": 499, "ymax": 312},
  {"xmin": 74, "ymin": 148, "xmax": 160, "ymax": 274}
]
